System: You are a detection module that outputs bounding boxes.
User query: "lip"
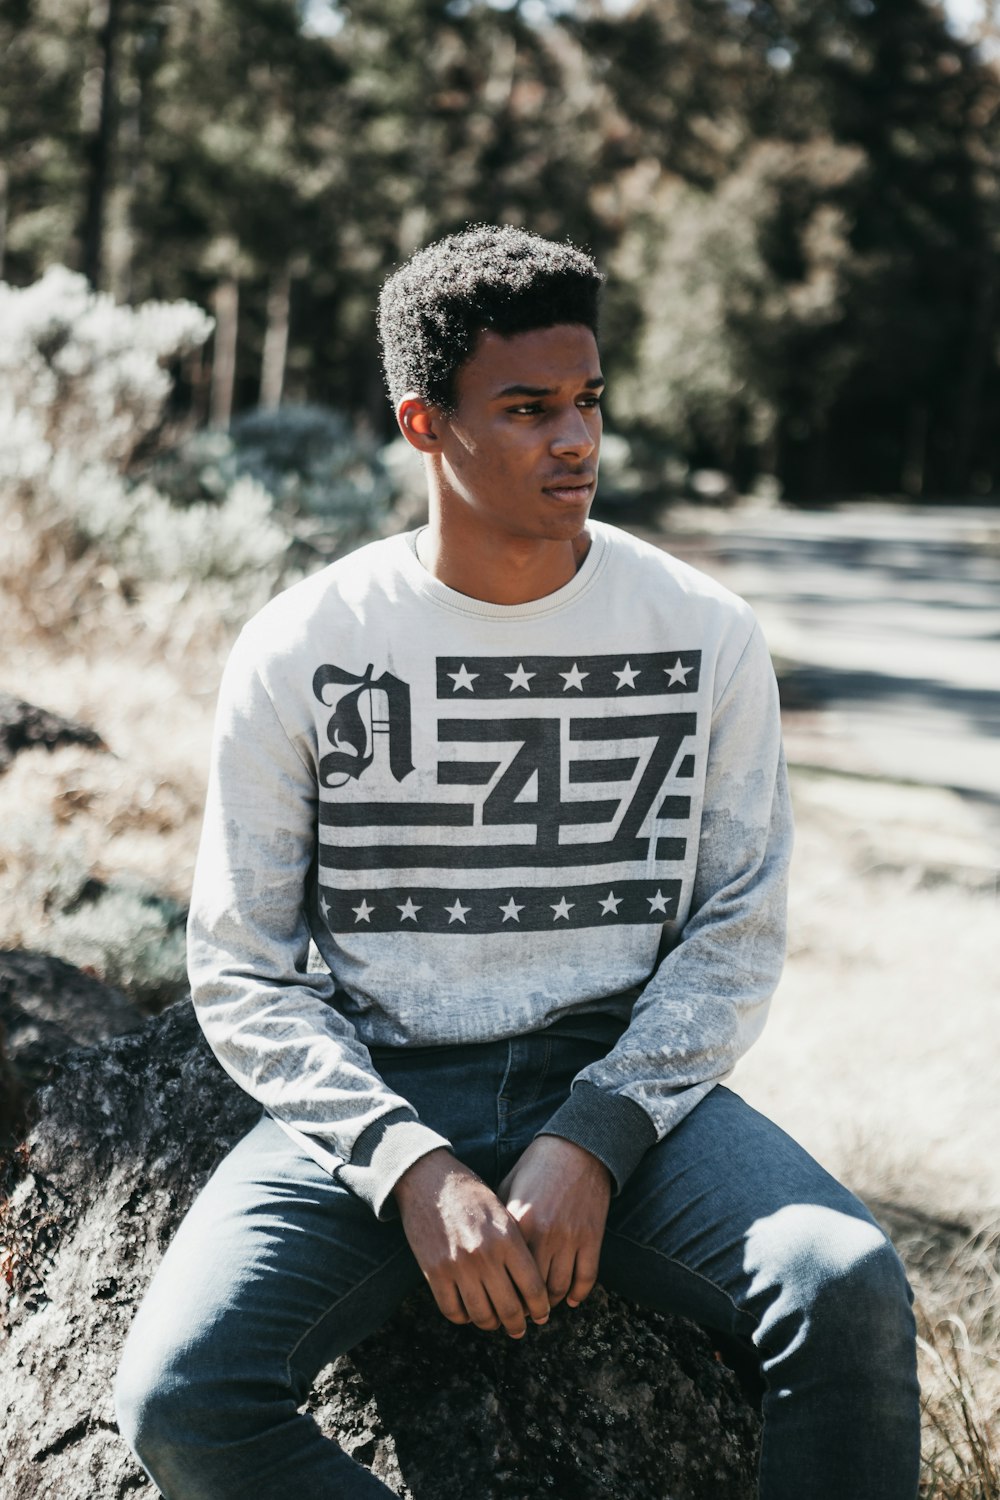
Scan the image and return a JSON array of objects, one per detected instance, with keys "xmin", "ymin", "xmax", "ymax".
[{"xmin": 541, "ymin": 476, "xmax": 595, "ymax": 501}]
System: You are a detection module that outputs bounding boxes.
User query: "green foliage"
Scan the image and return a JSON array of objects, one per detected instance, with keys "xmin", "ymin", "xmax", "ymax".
[
  {"xmin": 612, "ymin": 138, "xmax": 865, "ymax": 469},
  {"xmin": 4, "ymin": 0, "xmax": 1000, "ymax": 494},
  {"xmin": 42, "ymin": 877, "xmax": 189, "ymax": 1014},
  {"xmin": 225, "ymin": 406, "xmax": 392, "ymax": 519},
  {"xmin": 0, "ymin": 266, "xmax": 293, "ymax": 612},
  {"xmin": 0, "ymin": 265, "xmax": 407, "ymax": 644},
  {"xmin": 0, "ymin": 264, "xmax": 213, "ymax": 475},
  {"xmin": 2, "ymin": 806, "xmax": 187, "ymax": 1013}
]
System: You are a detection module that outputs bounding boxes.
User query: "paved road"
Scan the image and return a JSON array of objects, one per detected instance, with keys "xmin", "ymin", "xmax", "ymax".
[{"xmin": 639, "ymin": 503, "xmax": 1000, "ymax": 854}]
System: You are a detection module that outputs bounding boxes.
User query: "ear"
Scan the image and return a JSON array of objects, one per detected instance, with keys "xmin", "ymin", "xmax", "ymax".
[{"xmin": 397, "ymin": 394, "xmax": 442, "ymax": 453}]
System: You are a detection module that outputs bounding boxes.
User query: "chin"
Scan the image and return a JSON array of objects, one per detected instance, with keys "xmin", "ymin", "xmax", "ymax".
[{"xmin": 541, "ymin": 510, "xmax": 590, "ymax": 541}]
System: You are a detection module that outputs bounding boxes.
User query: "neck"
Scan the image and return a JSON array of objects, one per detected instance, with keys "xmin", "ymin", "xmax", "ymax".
[{"xmin": 417, "ymin": 521, "xmax": 591, "ymax": 605}]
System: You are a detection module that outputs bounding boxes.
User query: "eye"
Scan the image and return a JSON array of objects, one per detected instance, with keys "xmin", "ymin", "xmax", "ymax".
[
  {"xmin": 507, "ymin": 402, "xmax": 544, "ymax": 416},
  {"xmin": 577, "ymin": 394, "xmax": 603, "ymax": 409}
]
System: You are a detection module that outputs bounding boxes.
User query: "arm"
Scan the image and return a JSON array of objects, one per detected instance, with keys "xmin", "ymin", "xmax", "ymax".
[
  {"xmin": 501, "ymin": 621, "xmax": 793, "ymax": 1292},
  {"xmin": 192, "ymin": 629, "xmax": 555, "ymax": 1330},
  {"xmin": 188, "ymin": 628, "xmax": 450, "ymax": 1220}
]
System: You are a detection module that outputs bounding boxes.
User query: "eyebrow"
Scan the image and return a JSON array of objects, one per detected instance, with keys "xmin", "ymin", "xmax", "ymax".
[{"xmin": 493, "ymin": 376, "xmax": 605, "ymax": 399}]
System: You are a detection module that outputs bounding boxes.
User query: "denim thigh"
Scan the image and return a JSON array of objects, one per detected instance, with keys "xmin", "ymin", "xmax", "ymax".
[{"xmin": 601, "ymin": 1084, "xmax": 902, "ymax": 1339}]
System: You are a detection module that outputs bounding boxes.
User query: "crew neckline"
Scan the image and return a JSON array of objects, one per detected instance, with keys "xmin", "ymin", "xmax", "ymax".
[{"xmin": 398, "ymin": 522, "xmax": 610, "ymax": 620}]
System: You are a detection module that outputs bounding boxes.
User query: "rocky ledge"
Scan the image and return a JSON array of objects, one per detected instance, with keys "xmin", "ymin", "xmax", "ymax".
[{"xmin": 0, "ymin": 998, "xmax": 760, "ymax": 1499}]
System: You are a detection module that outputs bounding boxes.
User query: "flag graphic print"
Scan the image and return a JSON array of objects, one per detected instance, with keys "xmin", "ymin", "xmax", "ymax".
[{"xmin": 316, "ymin": 652, "xmax": 701, "ymax": 934}]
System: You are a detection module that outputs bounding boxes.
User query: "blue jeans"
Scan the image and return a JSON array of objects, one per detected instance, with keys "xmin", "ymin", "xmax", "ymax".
[{"xmin": 115, "ymin": 1036, "xmax": 920, "ymax": 1499}]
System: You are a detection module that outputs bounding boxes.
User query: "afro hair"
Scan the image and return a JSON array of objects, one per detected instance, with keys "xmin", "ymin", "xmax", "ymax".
[{"xmin": 377, "ymin": 224, "xmax": 604, "ymax": 412}]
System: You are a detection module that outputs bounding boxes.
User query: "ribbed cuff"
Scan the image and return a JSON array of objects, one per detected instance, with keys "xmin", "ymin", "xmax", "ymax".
[
  {"xmin": 537, "ymin": 1081, "xmax": 658, "ymax": 1193},
  {"xmin": 336, "ymin": 1108, "xmax": 452, "ymax": 1220}
]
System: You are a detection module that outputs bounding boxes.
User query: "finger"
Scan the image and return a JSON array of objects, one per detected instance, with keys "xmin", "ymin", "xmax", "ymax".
[
  {"xmin": 504, "ymin": 1239, "xmax": 550, "ymax": 1326},
  {"xmin": 566, "ymin": 1242, "xmax": 600, "ymax": 1308},
  {"xmin": 545, "ymin": 1247, "xmax": 577, "ymax": 1307},
  {"xmin": 482, "ymin": 1271, "xmax": 531, "ymax": 1340},
  {"xmin": 427, "ymin": 1275, "xmax": 472, "ymax": 1326},
  {"xmin": 457, "ymin": 1280, "xmax": 503, "ymax": 1334}
]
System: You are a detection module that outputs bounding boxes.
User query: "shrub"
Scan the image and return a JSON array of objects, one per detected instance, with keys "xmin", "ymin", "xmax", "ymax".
[
  {"xmin": 0, "ymin": 265, "xmax": 213, "ymax": 478},
  {"xmin": 0, "ymin": 268, "xmax": 400, "ymax": 617},
  {"xmin": 41, "ymin": 877, "xmax": 189, "ymax": 1014},
  {"xmin": 151, "ymin": 404, "xmax": 395, "ymax": 526}
]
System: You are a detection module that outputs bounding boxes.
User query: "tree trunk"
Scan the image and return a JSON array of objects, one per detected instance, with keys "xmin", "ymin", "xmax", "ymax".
[
  {"xmin": 950, "ymin": 249, "xmax": 996, "ymax": 497},
  {"xmin": 210, "ymin": 275, "xmax": 240, "ymax": 430},
  {"xmin": 108, "ymin": 27, "xmax": 144, "ymax": 305},
  {"xmin": 0, "ymin": 160, "xmax": 8, "ymax": 281},
  {"xmin": 259, "ymin": 264, "xmax": 292, "ymax": 411},
  {"xmin": 901, "ymin": 401, "xmax": 927, "ymax": 498},
  {"xmin": 82, "ymin": 0, "xmax": 124, "ymax": 290}
]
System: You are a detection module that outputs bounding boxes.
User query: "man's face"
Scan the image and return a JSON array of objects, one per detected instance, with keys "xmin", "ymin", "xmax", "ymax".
[{"xmin": 432, "ymin": 323, "xmax": 603, "ymax": 546}]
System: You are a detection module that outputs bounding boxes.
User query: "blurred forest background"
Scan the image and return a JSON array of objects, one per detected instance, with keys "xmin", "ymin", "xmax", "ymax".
[
  {"xmin": 2, "ymin": 1, "xmax": 1000, "ymax": 1495},
  {"xmin": 5, "ymin": 0, "xmax": 1000, "ymax": 499}
]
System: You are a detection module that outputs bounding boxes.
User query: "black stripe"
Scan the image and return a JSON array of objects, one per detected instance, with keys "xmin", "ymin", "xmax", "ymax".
[
  {"xmin": 318, "ymin": 835, "xmax": 685, "ymax": 870},
  {"xmin": 657, "ymin": 796, "xmax": 692, "ymax": 819},
  {"xmin": 570, "ymin": 712, "xmax": 698, "ymax": 741},
  {"xmin": 555, "ymin": 799, "xmax": 621, "ymax": 825},
  {"xmin": 436, "ymin": 652, "xmax": 701, "ymax": 699},
  {"xmin": 568, "ymin": 757, "xmax": 639, "ymax": 783},
  {"xmin": 320, "ymin": 803, "xmax": 474, "ymax": 828},
  {"xmin": 318, "ymin": 878, "xmax": 683, "ymax": 935},
  {"xmin": 437, "ymin": 761, "xmax": 499, "ymax": 786},
  {"xmin": 655, "ymin": 837, "xmax": 687, "ymax": 860}
]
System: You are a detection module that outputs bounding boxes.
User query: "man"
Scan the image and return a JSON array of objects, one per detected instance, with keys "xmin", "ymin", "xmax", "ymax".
[{"xmin": 116, "ymin": 225, "xmax": 919, "ymax": 1499}]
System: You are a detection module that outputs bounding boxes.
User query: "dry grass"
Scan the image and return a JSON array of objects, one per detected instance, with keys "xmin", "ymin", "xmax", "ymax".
[
  {"xmin": 732, "ymin": 773, "xmax": 1000, "ymax": 1497},
  {"xmin": 854, "ymin": 1202, "xmax": 997, "ymax": 1498},
  {"xmin": 1, "ymin": 490, "xmax": 240, "ymax": 949},
  {"xmin": 920, "ymin": 1322, "xmax": 999, "ymax": 1498}
]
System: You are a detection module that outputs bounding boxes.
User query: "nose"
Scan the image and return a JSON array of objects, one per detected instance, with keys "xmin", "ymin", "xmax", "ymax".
[{"xmin": 550, "ymin": 407, "xmax": 598, "ymax": 460}]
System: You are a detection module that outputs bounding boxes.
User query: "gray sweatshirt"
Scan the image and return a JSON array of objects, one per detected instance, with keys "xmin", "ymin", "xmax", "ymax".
[{"xmin": 188, "ymin": 521, "xmax": 793, "ymax": 1218}]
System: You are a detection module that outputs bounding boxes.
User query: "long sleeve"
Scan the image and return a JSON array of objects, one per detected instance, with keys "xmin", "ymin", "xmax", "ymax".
[
  {"xmin": 539, "ymin": 621, "xmax": 794, "ymax": 1188},
  {"xmin": 187, "ymin": 629, "xmax": 451, "ymax": 1219}
]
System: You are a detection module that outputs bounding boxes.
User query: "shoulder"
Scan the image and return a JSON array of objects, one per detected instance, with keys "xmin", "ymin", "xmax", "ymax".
[
  {"xmin": 235, "ymin": 533, "xmax": 411, "ymax": 664},
  {"xmin": 591, "ymin": 520, "xmax": 757, "ymax": 633}
]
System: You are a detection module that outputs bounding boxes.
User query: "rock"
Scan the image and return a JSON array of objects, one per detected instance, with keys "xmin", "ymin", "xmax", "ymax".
[
  {"xmin": 0, "ymin": 1002, "xmax": 761, "ymax": 1499},
  {"xmin": 0, "ymin": 1018, "xmax": 26, "ymax": 1147},
  {"xmin": 327, "ymin": 1290, "xmax": 760, "ymax": 1498},
  {"xmin": 0, "ymin": 691, "xmax": 106, "ymax": 773},
  {"xmin": 0, "ymin": 950, "xmax": 143, "ymax": 1139}
]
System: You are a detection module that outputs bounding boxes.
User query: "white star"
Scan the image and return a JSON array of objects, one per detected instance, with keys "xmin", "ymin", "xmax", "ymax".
[
  {"xmin": 647, "ymin": 889, "xmax": 670, "ymax": 915},
  {"xmin": 319, "ymin": 894, "xmax": 331, "ymax": 919},
  {"xmin": 397, "ymin": 897, "xmax": 421, "ymax": 922},
  {"xmin": 614, "ymin": 661, "xmax": 640, "ymax": 690},
  {"xmin": 448, "ymin": 663, "xmax": 478, "ymax": 693},
  {"xmin": 499, "ymin": 896, "xmax": 524, "ymax": 923},
  {"xmin": 445, "ymin": 897, "xmax": 470, "ymax": 924},
  {"xmin": 559, "ymin": 663, "xmax": 588, "ymax": 692},
  {"xmin": 352, "ymin": 898, "xmax": 374, "ymax": 924},
  {"xmin": 505, "ymin": 662, "xmax": 535, "ymax": 692},
  {"xmin": 664, "ymin": 658, "xmax": 691, "ymax": 687},
  {"xmin": 599, "ymin": 890, "xmax": 622, "ymax": 916},
  {"xmin": 550, "ymin": 895, "xmax": 575, "ymax": 921}
]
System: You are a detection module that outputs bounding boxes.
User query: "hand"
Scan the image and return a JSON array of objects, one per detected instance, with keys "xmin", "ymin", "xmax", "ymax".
[
  {"xmin": 498, "ymin": 1136, "xmax": 612, "ymax": 1310},
  {"xmin": 392, "ymin": 1149, "xmax": 550, "ymax": 1339}
]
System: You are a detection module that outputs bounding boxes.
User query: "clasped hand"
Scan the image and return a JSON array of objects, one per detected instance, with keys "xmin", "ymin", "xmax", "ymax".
[{"xmin": 392, "ymin": 1137, "xmax": 612, "ymax": 1340}]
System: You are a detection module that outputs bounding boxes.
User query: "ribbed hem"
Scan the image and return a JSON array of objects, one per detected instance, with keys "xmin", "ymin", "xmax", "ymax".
[
  {"xmin": 336, "ymin": 1108, "xmax": 452, "ymax": 1220},
  {"xmin": 537, "ymin": 1081, "xmax": 658, "ymax": 1193}
]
